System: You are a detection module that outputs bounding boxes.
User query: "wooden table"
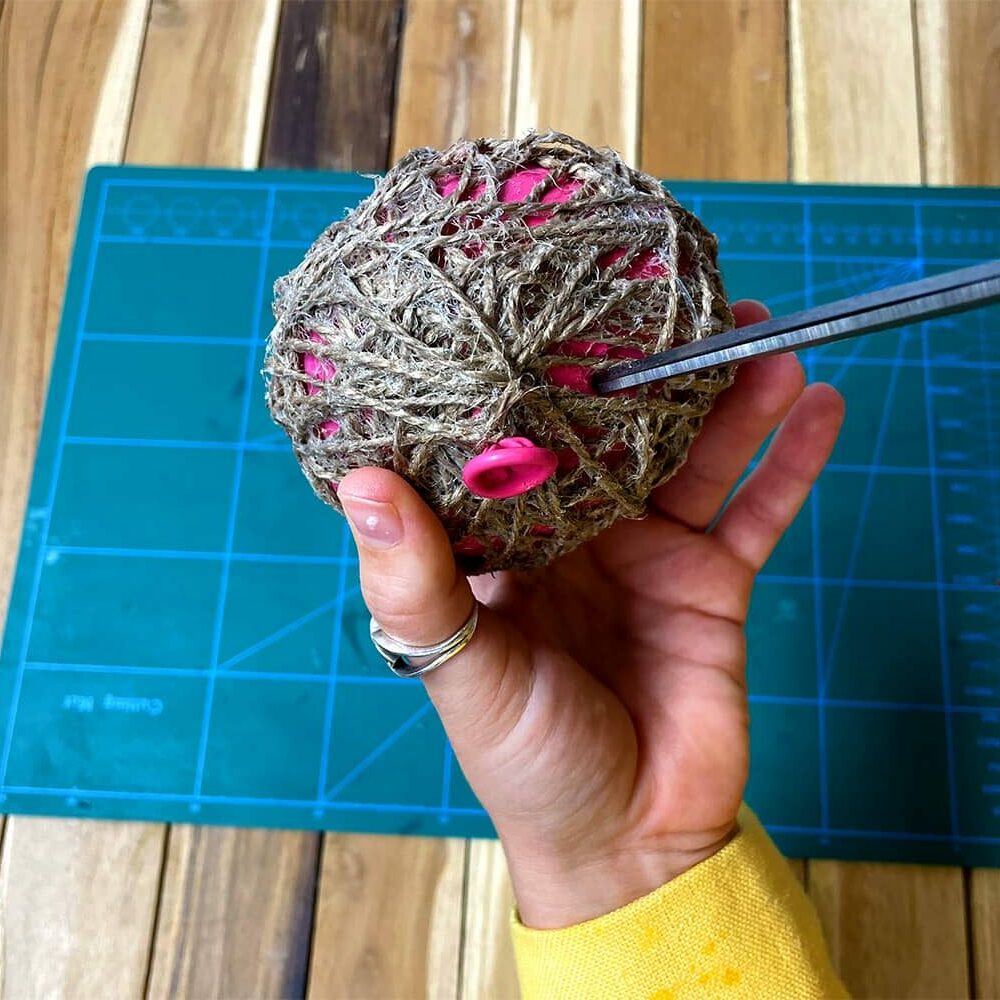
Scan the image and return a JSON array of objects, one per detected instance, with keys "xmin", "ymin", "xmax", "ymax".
[{"xmin": 1, "ymin": 1, "xmax": 998, "ymax": 996}]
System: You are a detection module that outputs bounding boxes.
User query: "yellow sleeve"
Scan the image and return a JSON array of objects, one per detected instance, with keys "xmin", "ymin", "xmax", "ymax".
[{"xmin": 510, "ymin": 806, "xmax": 847, "ymax": 1000}]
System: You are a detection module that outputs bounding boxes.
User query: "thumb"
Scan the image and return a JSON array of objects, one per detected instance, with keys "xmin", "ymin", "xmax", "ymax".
[{"xmin": 337, "ymin": 468, "xmax": 532, "ymax": 745}]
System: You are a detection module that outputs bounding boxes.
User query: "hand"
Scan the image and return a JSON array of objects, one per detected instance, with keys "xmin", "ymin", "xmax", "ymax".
[{"xmin": 336, "ymin": 301, "xmax": 844, "ymax": 929}]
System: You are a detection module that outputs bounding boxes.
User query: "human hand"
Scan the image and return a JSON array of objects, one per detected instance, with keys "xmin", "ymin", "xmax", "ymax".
[{"xmin": 336, "ymin": 301, "xmax": 844, "ymax": 929}]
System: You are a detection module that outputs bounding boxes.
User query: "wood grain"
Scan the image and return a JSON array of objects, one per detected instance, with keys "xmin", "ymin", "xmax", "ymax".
[
  {"xmin": 916, "ymin": 0, "xmax": 1000, "ymax": 186},
  {"xmin": 265, "ymin": 7, "xmax": 471, "ymax": 997},
  {"xmin": 790, "ymin": 3, "xmax": 970, "ymax": 995},
  {"xmin": 971, "ymin": 869, "xmax": 1000, "ymax": 1000},
  {"xmin": 0, "ymin": 818, "xmax": 163, "ymax": 999},
  {"xmin": 392, "ymin": 0, "xmax": 517, "ymax": 160},
  {"xmin": 789, "ymin": 0, "xmax": 921, "ymax": 183},
  {"xmin": 126, "ymin": 0, "xmax": 280, "ymax": 167},
  {"xmin": 809, "ymin": 861, "xmax": 969, "ymax": 998},
  {"xmin": 146, "ymin": 827, "xmax": 318, "ymax": 999},
  {"xmin": 125, "ymin": 5, "xmax": 326, "ymax": 995},
  {"xmin": 916, "ymin": 6, "xmax": 1000, "ymax": 995},
  {"xmin": 462, "ymin": 840, "xmax": 520, "ymax": 1000},
  {"xmin": 641, "ymin": 0, "xmax": 787, "ymax": 180},
  {"xmin": 0, "ymin": 0, "xmax": 147, "ymax": 623},
  {"xmin": 264, "ymin": 0, "xmax": 404, "ymax": 171},
  {"xmin": 0, "ymin": 3, "xmax": 156, "ymax": 994},
  {"xmin": 515, "ymin": 0, "xmax": 641, "ymax": 160},
  {"xmin": 307, "ymin": 834, "xmax": 465, "ymax": 999}
]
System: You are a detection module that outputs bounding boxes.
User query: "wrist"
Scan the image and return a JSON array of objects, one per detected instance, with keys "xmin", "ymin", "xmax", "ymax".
[{"xmin": 504, "ymin": 824, "xmax": 738, "ymax": 930}]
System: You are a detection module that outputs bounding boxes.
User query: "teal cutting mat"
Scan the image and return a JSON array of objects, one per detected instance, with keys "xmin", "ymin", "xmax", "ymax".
[{"xmin": 1, "ymin": 167, "xmax": 998, "ymax": 866}]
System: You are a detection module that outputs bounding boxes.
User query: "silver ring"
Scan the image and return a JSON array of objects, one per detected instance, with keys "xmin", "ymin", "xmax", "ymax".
[{"xmin": 369, "ymin": 603, "xmax": 480, "ymax": 678}]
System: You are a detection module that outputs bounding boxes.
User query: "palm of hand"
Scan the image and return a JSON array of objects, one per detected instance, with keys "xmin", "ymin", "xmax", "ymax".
[
  {"xmin": 459, "ymin": 340, "xmax": 843, "ymax": 886},
  {"xmin": 471, "ymin": 498, "xmax": 752, "ymax": 858}
]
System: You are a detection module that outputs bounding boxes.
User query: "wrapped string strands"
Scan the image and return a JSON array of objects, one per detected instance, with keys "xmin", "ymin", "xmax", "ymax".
[{"xmin": 266, "ymin": 131, "xmax": 732, "ymax": 573}]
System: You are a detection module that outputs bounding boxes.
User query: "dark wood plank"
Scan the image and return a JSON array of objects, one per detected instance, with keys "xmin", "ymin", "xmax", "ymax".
[
  {"xmin": 307, "ymin": 834, "xmax": 465, "ymax": 999},
  {"xmin": 641, "ymin": 0, "xmax": 787, "ymax": 180},
  {"xmin": 147, "ymin": 827, "xmax": 319, "ymax": 999},
  {"xmin": 264, "ymin": 0, "xmax": 404, "ymax": 171}
]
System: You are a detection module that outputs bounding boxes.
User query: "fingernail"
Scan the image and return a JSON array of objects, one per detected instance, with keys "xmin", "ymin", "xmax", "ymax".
[{"xmin": 340, "ymin": 495, "xmax": 403, "ymax": 549}]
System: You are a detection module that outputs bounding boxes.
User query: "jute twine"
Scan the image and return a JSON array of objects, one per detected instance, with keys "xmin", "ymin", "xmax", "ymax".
[{"xmin": 265, "ymin": 131, "xmax": 732, "ymax": 573}]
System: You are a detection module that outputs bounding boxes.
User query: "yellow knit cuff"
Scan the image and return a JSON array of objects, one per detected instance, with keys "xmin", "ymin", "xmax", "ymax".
[{"xmin": 510, "ymin": 806, "xmax": 847, "ymax": 1000}]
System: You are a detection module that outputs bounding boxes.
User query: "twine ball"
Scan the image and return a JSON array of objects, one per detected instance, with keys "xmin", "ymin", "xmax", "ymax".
[{"xmin": 266, "ymin": 131, "xmax": 733, "ymax": 573}]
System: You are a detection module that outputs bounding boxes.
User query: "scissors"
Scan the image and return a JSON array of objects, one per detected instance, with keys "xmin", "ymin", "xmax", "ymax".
[{"xmin": 594, "ymin": 260, "xmax": 1000, "ymax": 394}]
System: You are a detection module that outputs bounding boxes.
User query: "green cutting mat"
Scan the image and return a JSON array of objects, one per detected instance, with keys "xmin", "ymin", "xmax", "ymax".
[{"xmin": 0, "ymin": 167, "xmax": 997, "ymax": 865}]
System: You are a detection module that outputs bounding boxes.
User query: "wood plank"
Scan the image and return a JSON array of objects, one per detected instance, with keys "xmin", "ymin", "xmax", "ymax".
[
  {"xmin": 514, "ymin": 0, "xmax": 641, "ymax": 160},
  {"xmin": 267, "ymin": 12, "xmax": 472, "ymax": 996},
  {"xmin": 809, "ymin": 862, "xmax": 969, "ymax": 998},
  {"xmin": 0, "ymin": 818, "xmax": 164, "ymax": 998},
  {"xmin": 971, "ymin": 870, "xmax": 1000, "ymax": 1000},
  {"xmin": 641, "ymin": 0, "xmax": 787, "ymax": 180},
  {"xmin": 307, "ymin": 834, "xmax": 466, "ymax": 999},
  {"xmin": 125, "ymin": 4, "xmax": 326, "ymax": 995},
  {"xmin": 392, "ymin": 0, "xmax": 517, "ymax": 160},
  {"xmin": 264, "ymin": 0, "xmax": 404, "ymax": 171},
  {"xmin": 791, "ymin": 4, "xmax": 969, "ymax": 995},
  {"xmin": 789, "ymin": 0, "xmax": 921, "ymax": 183},
  {"xmin": 643, "ymin": 0, "xmax": 805, "ymax": 935},
  {"xmin": 450, "ymin": 6, "xmax": 643, "ymax": 996},
  {"xmin": 916, "ymin": 6, "xmax": 1000, "ymax": 996},
  {"xmin": 391, "ymin": 2, "xmax": 523, "ymax": 993},
  {"xmin": 0, "ymin": 0, "xmax": 147, "ymax": 623},
  {"xmin": 146, "ymin": 827, "xmax": 318, "ymax": 999},
  {"xmin": 916, "ymin": 0, "xmax": 1000, "ymax": 187},
  {"xmin": 126, "ymin": 0, "xmax": 280, "ymax": 167},
  {"xmin": 0, "ymin": 3, "xmax": 157, "ymax": 995},
  {"xmin": 462, "ymin": 840, "xmax": 520, "ymax": 1000}
]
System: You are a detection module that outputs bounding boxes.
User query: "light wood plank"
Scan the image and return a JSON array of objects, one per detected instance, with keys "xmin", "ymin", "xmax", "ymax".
[
  {"xmin": 307, "ymin": 834, "xmax": 465, "ymax": 999},
  {"xmin": 916, "ymin": 6, "xmax": 1000, "ymax": 995},
  {"xmin": 791, "ymin": 2, "xmax": 971, "ymax": 995},
  {"xmin": 641, "ymin": 0, "xmax": 787, "ymax": 180},
  {"xmin": 0, "ymin": 818, "xmax": 163, "ymax": 998},
  {"xmin": 126, "ymin": 0, "xmax": 281, "ymax": 167},
  {"xmin": 515, "ymin": 0, "xmax": 641, "ymax": 160},
  {"xmin": 789, "ymin": 0, "xmax": 921, "ymax": 183},
  {"xmin": 0, "ymin": 3, "xmax": 156, "ymax": 995},
  {"xmin": 146, "ymin": 827, "xmax": 318, "ymax": 999},
  {"xmin": 264, "ymin": 0, "xmax": 405, "ymax": 170},
  {"xmin": 809, "ymin": 861, "xmax": 969, "ymax": 998},
  {"xmin": 0, "ymin": 0, "xmax": 148, "ymax": 623},
  {"xmin": 461, "ymin": 840, "xmax": 520, "ymax": 1000},
  {"xmin": 917, "ymin": 0, "xmax": 1000, "ymax": 187},
  {"xmin": 451, "ymin": 6, "xmax": 644, "ymax": 996},
  {"xmin": 971, "ymin": 870, "xmax": 1000, "ymax": 999},
  {"xmin": 392, "ymin": 0, "xmax": 517, "ymax": 160}
]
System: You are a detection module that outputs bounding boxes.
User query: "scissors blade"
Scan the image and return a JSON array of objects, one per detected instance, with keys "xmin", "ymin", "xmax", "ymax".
[{"xmin": 594, "ymin": 259, "xmax": 1000, "ymax": 394}]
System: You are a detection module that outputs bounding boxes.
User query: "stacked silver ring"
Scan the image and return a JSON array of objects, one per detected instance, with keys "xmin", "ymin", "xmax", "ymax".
[{"xmin": 369, "ymin": 603, "xmax": 480, "ymax": 678}]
